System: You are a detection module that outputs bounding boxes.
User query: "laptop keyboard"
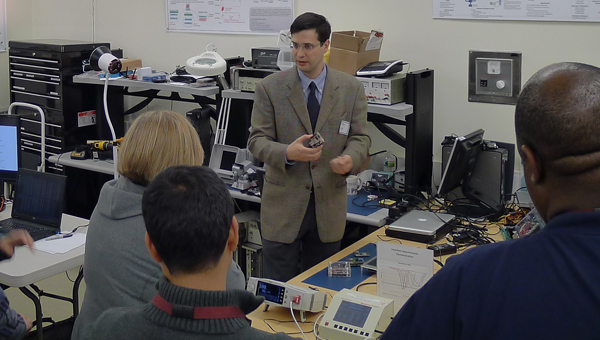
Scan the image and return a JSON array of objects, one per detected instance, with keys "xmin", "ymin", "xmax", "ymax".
[{"xmin": 0, "ymin": 220, "xmax": 57, "ymax": 241}]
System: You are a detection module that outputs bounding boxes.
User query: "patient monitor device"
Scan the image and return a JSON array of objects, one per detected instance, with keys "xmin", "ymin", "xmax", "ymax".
[
  {"xmin": 247, "ymin": 277, "xmax": 327, "ymax": 322},
  {"xmin": 318, "ymin": 289, "xmax": 394, "ymax": 340}
]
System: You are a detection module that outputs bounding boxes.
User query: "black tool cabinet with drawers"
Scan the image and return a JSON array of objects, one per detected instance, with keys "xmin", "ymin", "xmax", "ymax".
[{"xmin": 9, "ymin": 39, "xmax": 122, "ymax": 218}]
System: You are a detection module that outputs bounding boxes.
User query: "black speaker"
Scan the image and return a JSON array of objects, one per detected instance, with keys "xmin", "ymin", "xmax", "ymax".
[{"xmin": 186, "ymin": 107, "xmax": 215, "ymax": 166}]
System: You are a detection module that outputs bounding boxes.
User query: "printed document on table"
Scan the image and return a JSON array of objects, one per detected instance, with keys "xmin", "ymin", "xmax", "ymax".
[
  {"xmin": 34, "ymin": 233, "xmax": 87, "ymax": 254},
  {"xmin": 376, "ymin": 241, "xmax": 433, "ymax": 314}
]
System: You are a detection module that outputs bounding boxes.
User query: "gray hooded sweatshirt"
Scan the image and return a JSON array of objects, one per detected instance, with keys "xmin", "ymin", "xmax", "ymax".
[{"xmin": 71, "ymin": 176, "xmax": 246, "ymax": 340}]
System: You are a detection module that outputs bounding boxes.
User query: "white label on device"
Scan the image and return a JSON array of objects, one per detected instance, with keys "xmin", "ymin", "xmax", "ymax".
[{"xmin": 78, "ymin": 110, "xmax": 97, "ymax": 127}]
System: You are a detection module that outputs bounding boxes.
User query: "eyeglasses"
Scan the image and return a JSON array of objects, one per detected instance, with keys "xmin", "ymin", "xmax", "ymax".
[{"xmin": 291, "ymin": 42, "xmax": 323, "ymax": 51}]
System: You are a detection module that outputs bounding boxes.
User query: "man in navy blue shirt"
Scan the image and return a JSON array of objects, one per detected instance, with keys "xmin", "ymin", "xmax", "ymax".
[{"xmin": 381, "ymin": 62, "xmax": 600, "ymax": 340}]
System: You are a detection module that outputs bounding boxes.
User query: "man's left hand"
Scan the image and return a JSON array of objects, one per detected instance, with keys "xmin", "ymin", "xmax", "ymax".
[{"xmin": 330, "ymin": 155, "xmax": 353, "ymax": 175}]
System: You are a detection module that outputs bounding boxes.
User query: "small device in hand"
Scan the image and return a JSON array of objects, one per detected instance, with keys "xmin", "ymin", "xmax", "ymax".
[{"xmin": 308, "ymin": 132, "xmax": 325, "ymax": 148}]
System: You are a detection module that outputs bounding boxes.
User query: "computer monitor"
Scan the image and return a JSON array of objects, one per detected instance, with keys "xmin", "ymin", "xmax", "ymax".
[
  {"xmin": 438, "ymin": 129, "xmax": 484, "ymax": 196},
  {"xmin": 0, "ymin": 115, "xmax": 21, "ymax": 183}
]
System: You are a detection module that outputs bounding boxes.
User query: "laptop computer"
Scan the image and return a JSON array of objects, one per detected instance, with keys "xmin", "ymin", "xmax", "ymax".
[
  {"xmin": 385, "ymin": 210, "xmax": 456, "ymax": 243},
  {"xmin": 0, "ymin": 169, "xmax": 67, "ymax": 241}
]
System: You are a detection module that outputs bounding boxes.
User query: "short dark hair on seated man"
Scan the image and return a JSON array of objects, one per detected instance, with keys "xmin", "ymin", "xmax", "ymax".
[
  {"xmin": 290, "ymin": 12, "xmax": 331, "ymax": 45},
  {"xmin": 515, "ymin": 62, "xmax": 600, "ymax": 176},
  {"xmin": 142, "ymin": 166, "xmax": 234, "ymax": 274}
]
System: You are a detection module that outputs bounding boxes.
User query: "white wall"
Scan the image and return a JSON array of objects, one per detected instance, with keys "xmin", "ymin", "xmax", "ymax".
[
  {"xmin": 0, "ymin": 0, "xmax": 33, "ymax": 112},
  {"xmin": 4, "ymin": 0, "xmax": 600, "ymax": 172}
]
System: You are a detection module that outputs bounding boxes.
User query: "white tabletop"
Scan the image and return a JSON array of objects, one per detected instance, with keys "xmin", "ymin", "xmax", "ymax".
[
  {"xmin": 73, "ymin": 72, "xmax": 220, "ymax": 97},
  {"xmin": 0, "ymin": 204, "xmax": 88, "ymax": 287},
  {"xmin": 229, "ymin": 188, "xmax": 387, "ymax": 227},
  {"xmin": 221, "ymin": 89, "xmax": 414, "ymax": 120},
  {"xmin": 48, "ymin": 153, "xmax": 114, "ymax": 175},
  {"xmin": 48, "ymin": 154, "xmax": 387, "ymax": 227}
]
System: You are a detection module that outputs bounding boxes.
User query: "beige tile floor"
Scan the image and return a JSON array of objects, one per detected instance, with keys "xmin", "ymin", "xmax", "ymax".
[{"xmin": 4, "ymin": 266, "xmax": 85, "ymax": 326}]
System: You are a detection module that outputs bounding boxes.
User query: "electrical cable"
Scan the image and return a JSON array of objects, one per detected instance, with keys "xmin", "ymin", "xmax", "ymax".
[
  {"xmin": 262, "ymin": 319, "xmax": 314, "ymax": 335},
  {"xmin": 103, "ymin": 75, "xmax": 119, "ymax": 179},
  {"xmin": 65, "ymin": 266, "xmax": 83, "ymax": 283},
  {"xmin": 290, "ymin": 300, "xmax": 308, "ymax": 340},
  {"xmin": 355, "ymin": 282, "xmax": 377, "ymax": 291},
  {"xmin": 313, "ymin": 313, "xmax": 326, "ymax": 340}
]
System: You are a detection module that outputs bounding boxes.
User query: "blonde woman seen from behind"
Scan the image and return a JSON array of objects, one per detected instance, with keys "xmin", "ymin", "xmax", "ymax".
[{"xmin": 72, "ymin": 111, "xmax": 245, "ymax": 340}]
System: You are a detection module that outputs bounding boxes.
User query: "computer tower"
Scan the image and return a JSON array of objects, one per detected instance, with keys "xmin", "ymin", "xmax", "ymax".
[
  {"xmin": 464, "ymin": 147, "xmax": 509, "ymax": 212},
  {"xmin": 242, "ymin": 243, "xmax": 263, "ymax": 281},
  {"xmin": 441, "ymin": 139, "xmax": 514, "ymax": 217}
]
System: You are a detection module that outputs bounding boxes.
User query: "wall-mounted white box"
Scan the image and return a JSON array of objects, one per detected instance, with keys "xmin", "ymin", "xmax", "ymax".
[{"xmin": 468, "ymin": 50, "xmax": 522, "ymax": 105}]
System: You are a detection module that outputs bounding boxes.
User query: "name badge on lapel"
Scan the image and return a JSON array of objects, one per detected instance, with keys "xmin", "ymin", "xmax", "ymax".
[{"xmin": 339, "ymin": 120, "xmax": 350, "ymax": 136}]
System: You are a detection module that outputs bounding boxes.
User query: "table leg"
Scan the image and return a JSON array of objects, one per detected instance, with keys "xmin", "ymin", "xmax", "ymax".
[
  {"xmin": 19, "ymin": 286, "xmax": 44, "ymax": 340},
  {"xmin": 72, "ymin": 267, "xmax": 84, "ymax": 318}
]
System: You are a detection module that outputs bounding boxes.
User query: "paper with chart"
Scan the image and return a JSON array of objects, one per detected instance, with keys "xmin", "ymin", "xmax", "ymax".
[
  {"xmin": 166, "ymin": 0, "xmax": 294, "ymax": 34},
  {"xmin": 433, "ymin": 0, "xmax": 600, "ymax": 23},
  {"xmin": 376, "ymin": 241, "xmax": 433, "ymax": 313}
]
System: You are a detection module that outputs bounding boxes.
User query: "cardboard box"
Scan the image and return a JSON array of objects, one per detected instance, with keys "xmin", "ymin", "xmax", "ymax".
[
  {"xmin": 328, "ymin": 30, "xmax": 382, "ymax": 75},
  {"xmin": 120, "ymin": 58, "xmax": 142, "ymax": 71}
]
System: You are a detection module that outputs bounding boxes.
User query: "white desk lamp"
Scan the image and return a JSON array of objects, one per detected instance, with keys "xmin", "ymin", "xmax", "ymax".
[
  {"xmin": 186, "ymin": 44, "xmax": 229, "ymax": 89},
  {"xmin": 89, "ymin": 46, "xmax": 122, "ymax": 179}
]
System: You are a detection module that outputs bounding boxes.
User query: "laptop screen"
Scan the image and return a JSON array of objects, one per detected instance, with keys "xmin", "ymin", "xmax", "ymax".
[{"xmin": 12, "ymin": 169, "xmax": 67, "ymax": 227}]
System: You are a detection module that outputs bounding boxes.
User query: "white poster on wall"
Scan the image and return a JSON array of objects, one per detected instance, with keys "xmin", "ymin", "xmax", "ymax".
[
  {"xmin": 166, "ymin": 0, "xmax": 294, "ymax": 35},
  {"xmin": 0, "ymin": 0, "xmax": 6, "ymax": 52},
  {"xmin": 433, "ymin": 0, "xmax": 600, "ymax": 23}
]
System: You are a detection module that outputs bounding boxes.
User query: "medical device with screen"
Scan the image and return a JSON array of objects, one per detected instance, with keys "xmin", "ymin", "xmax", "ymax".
[
  {"xmin": 257, "ymin": 281, "xmax": 285, "ymax": 304},
  {"xmin": 0, "ymin": 115, "xmax": 21, "ymax": 183},
  {"xmin": 246, "ymin": 277, "xmax": 327, "ymax": 316},
  {"xmin": 319, "ymin": 289, "xmax": 394, "ymax": 340},
  {"xmin": 333, "ymin": 300, "xmax": 372, "ymax": 328}
]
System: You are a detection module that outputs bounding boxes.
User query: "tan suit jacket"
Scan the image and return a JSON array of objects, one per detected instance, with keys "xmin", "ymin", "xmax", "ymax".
[{"xmin": 248, "ymin": 66, "xmax": 371, "ymax": 243}]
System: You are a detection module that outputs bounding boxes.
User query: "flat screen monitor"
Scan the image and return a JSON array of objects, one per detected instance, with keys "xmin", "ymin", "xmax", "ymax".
[
  {"xmin": 0, "ymin": 115, "xmax": 21, "ymax": 183},
  {"xmin": 438, "ymin": 129, "xmax": 484, "ymax": 196}
]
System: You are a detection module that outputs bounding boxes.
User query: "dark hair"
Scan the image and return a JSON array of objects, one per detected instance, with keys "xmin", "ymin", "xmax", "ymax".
[
  {"xmin": 142, "ymin": 166, "xmax": 234, "ymax": 274},
  {"xmin": 290, "ymin": 12, "xmax": 331, "ymax": 45},
  {"xmin": 515, "ymin": 62, "xmax": 600, "ymax": 174}
]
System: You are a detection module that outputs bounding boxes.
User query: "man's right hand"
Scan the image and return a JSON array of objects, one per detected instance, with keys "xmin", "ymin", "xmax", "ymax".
[{"xmin": 286, "ymin": 135, "xmax": 323, "ymax": 162}]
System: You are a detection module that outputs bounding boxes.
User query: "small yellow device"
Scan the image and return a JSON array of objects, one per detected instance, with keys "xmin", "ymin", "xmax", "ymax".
[{"xmin": 88, "ymin": 137, "xmax": 123, "ymax": 151}]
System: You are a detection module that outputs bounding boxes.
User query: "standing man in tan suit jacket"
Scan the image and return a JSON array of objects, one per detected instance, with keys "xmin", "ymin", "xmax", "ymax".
[{"xmin": 248, "ymin": 12, "xmax": 371, "ymax": 281}]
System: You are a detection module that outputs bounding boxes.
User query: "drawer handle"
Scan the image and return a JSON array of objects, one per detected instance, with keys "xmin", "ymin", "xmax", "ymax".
[
  {"xmin": 11, "ymin": 90, "xmax": 60, "ymax": 100},
  {"xmin": 10, "ymin": 56, "xmax": 59, "ymax": 64}
]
